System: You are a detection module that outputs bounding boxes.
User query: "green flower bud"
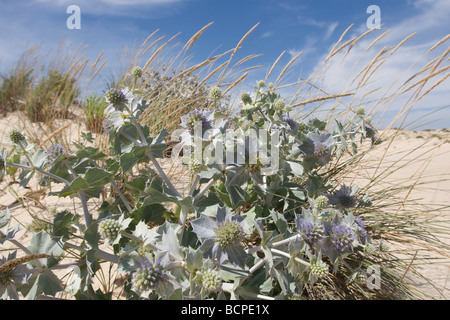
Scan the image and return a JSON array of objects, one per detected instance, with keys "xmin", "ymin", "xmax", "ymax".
[
  {"xmin": 273, "ymin": 99, "xmax": 285, "ymax": 111},
  {"xmin": 310, "ymin": 259, "xmax": 328, "ymax": 278},
  {"xmin": 240, "ymin": 92, "xmax": 252, "ymax": 105},
  {"xmin": 214, "ymin": 221, "xmax": 245, "ymax": 248},
  {"xmin": 284, "ymin": 104, "xmax": 292, "ymax": 113},
  {"xmin": 354, "ymin": 270, "xmax": 367, "ymax": 284},
  {"xmin": 209, "ymin": 86, "xmax": 222, "ymax": 101},
  {"xmin": 364, "ymin": 244, "xmax": 376, "ymax": 254},
  {"xmin": 9, "ymin": 130, "xmax": 25, "ymax": 144},
  {"xmin": 379, "ymin": 241, "xmax": 389, "ymax": 252},
  {"xmin": 356, "ymin": 107, "xmax": 366, "ymax": 115},
  {"xmin": 257, "ymin": 80, "xmax": 265, "ymax": 87},
  {"xmin": 137, "ymin": 244, "xmax": 152, "ymax": 256},
  {"xmin": 132, "ymin": 66, "xmax": 143, "ymax": 78},
  {"xmin": 314, "ymin": 195, "xmax": 329, "ymax": 209},
  {"xmin": 188, "ymin": 157, "xmax": 202, "ymax": 173},
  {"xmin": 201, "ymin": 269, "xmax": 222, "ymax": 292},
  {"xmin": 98, "ymin": 218, "xmax": 121, "ymax": 242}
]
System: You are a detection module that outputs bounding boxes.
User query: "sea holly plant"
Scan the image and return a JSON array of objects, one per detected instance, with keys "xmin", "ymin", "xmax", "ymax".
[{"xmin": 0, "ymin": 79, "xmax": 385, "ymax": 300}]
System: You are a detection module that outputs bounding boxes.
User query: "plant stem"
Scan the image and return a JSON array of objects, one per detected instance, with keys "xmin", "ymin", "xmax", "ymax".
[
  {"xmin": 17, "ymin": 141, "xmax": 34, "ymax": 168},
  {"xmin": 188, "ymin": 175, "xmax": 200, "ymax": 196},
  {"xmin": 249, "ymin": 257, "xmax": 266, "ymax": 274},
  {"xmin": 111, "ymin": 180, "xmax": 134, "ymax": 213},
  {"xmin": 8, "ymin": 238, "xmax": 34, "ymax": 256},
  {"xmin": 5, "ymin": 162, "xmax": 71, "ymax": 185},
  {"xmin": 270, "ymin": 248, "xmax": 310, "ymax": 267},
  {"xmin": 63, "ymin": 160, "xmax": 91, "ymax": 227},
  {"xmin": 145, "ymin": 150, "xmax": 181, "ymax": 198},
  {"xmin": 245, "ymin": 234, "xmax": 310, "ymax": 268},
  {"xmin": 271, "ymin": 234, "xmax": 301, "ymax": 248},
  {"xmin": 64, "ymin": 242, "xmax": 119, "ymax": 264},
  {"xmin": 118, "ymin": 118, "xmax": 181, "ymax": 198},
  {"xmin": 8, "ymin": 239, "xmax": 45, "ymax": 268},
  {"xmin": 193, "ymin": 178, "xmax": 216, "ymax": 201},
  {"xmin": 119, "ymin": 129, "xmax": 142, "ymax": 146},
  {"xmin": 88, "ymin": 159, "xmax": 133, "ymax": 213}
]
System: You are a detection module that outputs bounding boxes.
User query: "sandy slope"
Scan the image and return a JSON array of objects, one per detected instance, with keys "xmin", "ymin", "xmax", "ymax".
[
  {"xmin": 1, "ymin": 111, "xmax": 449, "ymax": 299},
  {"xmin": 341, "ymin": 128, "xmax": 450, "ymax": 298}
]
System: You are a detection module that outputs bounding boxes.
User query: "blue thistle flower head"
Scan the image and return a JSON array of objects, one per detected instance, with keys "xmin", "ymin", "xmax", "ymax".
[
  {"xmin": 300, "ymin": 131, "xmax": 334, "ymax": 166},
  {"xmin": 190, "ymin": 206, "xmax": 249, "ymax": 268},
  {"xmin": 181, "ymin": 109, "xmax": 213, "ymax": 134},
  {"xmin": 283, "ymin": 116, "xmax": 299, "ymax": 131},
  {"xmin": 328, "ymin": 184, "xmax": 358, "ymax": 209},
  {"xmin": 314, "ymin": 141, "xmax": 331, "ymax": 159},
  {"xmin": 298, "ymin": 221, "xmax": 324, "ymax": 245},
  {"xmin": 295, "ymin": 208, "xmax": 324, "ymax": 247},
  {"xmin": 47, "ymin": 143, "xmax": 66, "ymax": 162},
  {"xmin": 354, "ymin": 216, "xmax": 365, "ymax": 229},
  {"xmin": 131, "ymin": 260, "xmax": 165, "ymax": 293},
  {"xmin": 105, "ymin": 88, "xmax": 127, "ymax": 106},
  {"xmin": 354, "ymin": 216, "xmax": 369, "ymax": 244},
  {"xmin": 328, "ymin": 224, "xmax": 354, "ymax": 252},
  {"xmin": 310, "ymin": 132, "xmax": 333, "ymax": 162}
]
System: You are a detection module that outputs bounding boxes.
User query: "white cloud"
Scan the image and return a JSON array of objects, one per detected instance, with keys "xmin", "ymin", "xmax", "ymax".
[
  {"xmin": 302, "ymin": 0, "xmax": 450, "ymax": 129},
  {"xmin": 324, "ymin": 22, "xmax": 339, "ymax": 41},
  {"xmin": 34, "ymin": 0, "xmax": 185, "ymax": 16},
  {"xmin": 287, "ymin": 37, "xmax": 317, "ymax": 60},
  {"xmin": 36, "ymin": 0, "xmax": 182, "ymax": 6},
  {"xmin": 297, "ymin": 16, "xmax": 327, "ymax": 28},
  {"xmin": 261, "ymin": 31, "xmax": 274, "ymax": 39},
  {"xmin": 298, "ymin": 0, "xmax": 450, "ymax": 128}
]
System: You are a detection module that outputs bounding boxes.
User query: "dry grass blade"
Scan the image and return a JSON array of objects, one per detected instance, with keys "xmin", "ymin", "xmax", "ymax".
[
  {"xmin": 366, "ymin": 30, "xmax": 391, "ymax": 52},
  {"xmin": 428, "ymin": 33, "xmax": 450, "ymax": 53},
  {"xmin": 290, "ymin": 92, "xmax": 354, "ymax": 108},
  {"xmin": 265, "ymin": 51, "xmax": 285, "ymax": 82},
  {"xmin": 274, "ymin": 50, "xmax": 303, "ymax": 87},
  {"xmin": 401, "ymin": 65, "xmax": 450, "ymax": 95},
  {"xmin": 143, "ymin": 32, "xmax": 181, "ymax": 73},
  {"xmin": 218, "ymin": 22, "xmax": 260, "ymax": 83},
  {"xmin": 416, "ymin": 72, "xmax": 450, "ymax": 102},
  {"xmin": 182, "ymin": 22, "xmax": 214, "ymax": 52},
  {"xmin": 222, "ymin": 72, "xmax": 248, "ymax": 96},
  {"xmin": 326, "ymin": 24, "xmax": 354, "ymax": 62}
]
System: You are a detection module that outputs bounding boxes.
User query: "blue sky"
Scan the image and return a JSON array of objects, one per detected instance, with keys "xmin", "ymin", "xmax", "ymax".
[{"xmin": 0, "ymin": 0, "xmax": 449, "ymax": 129}]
